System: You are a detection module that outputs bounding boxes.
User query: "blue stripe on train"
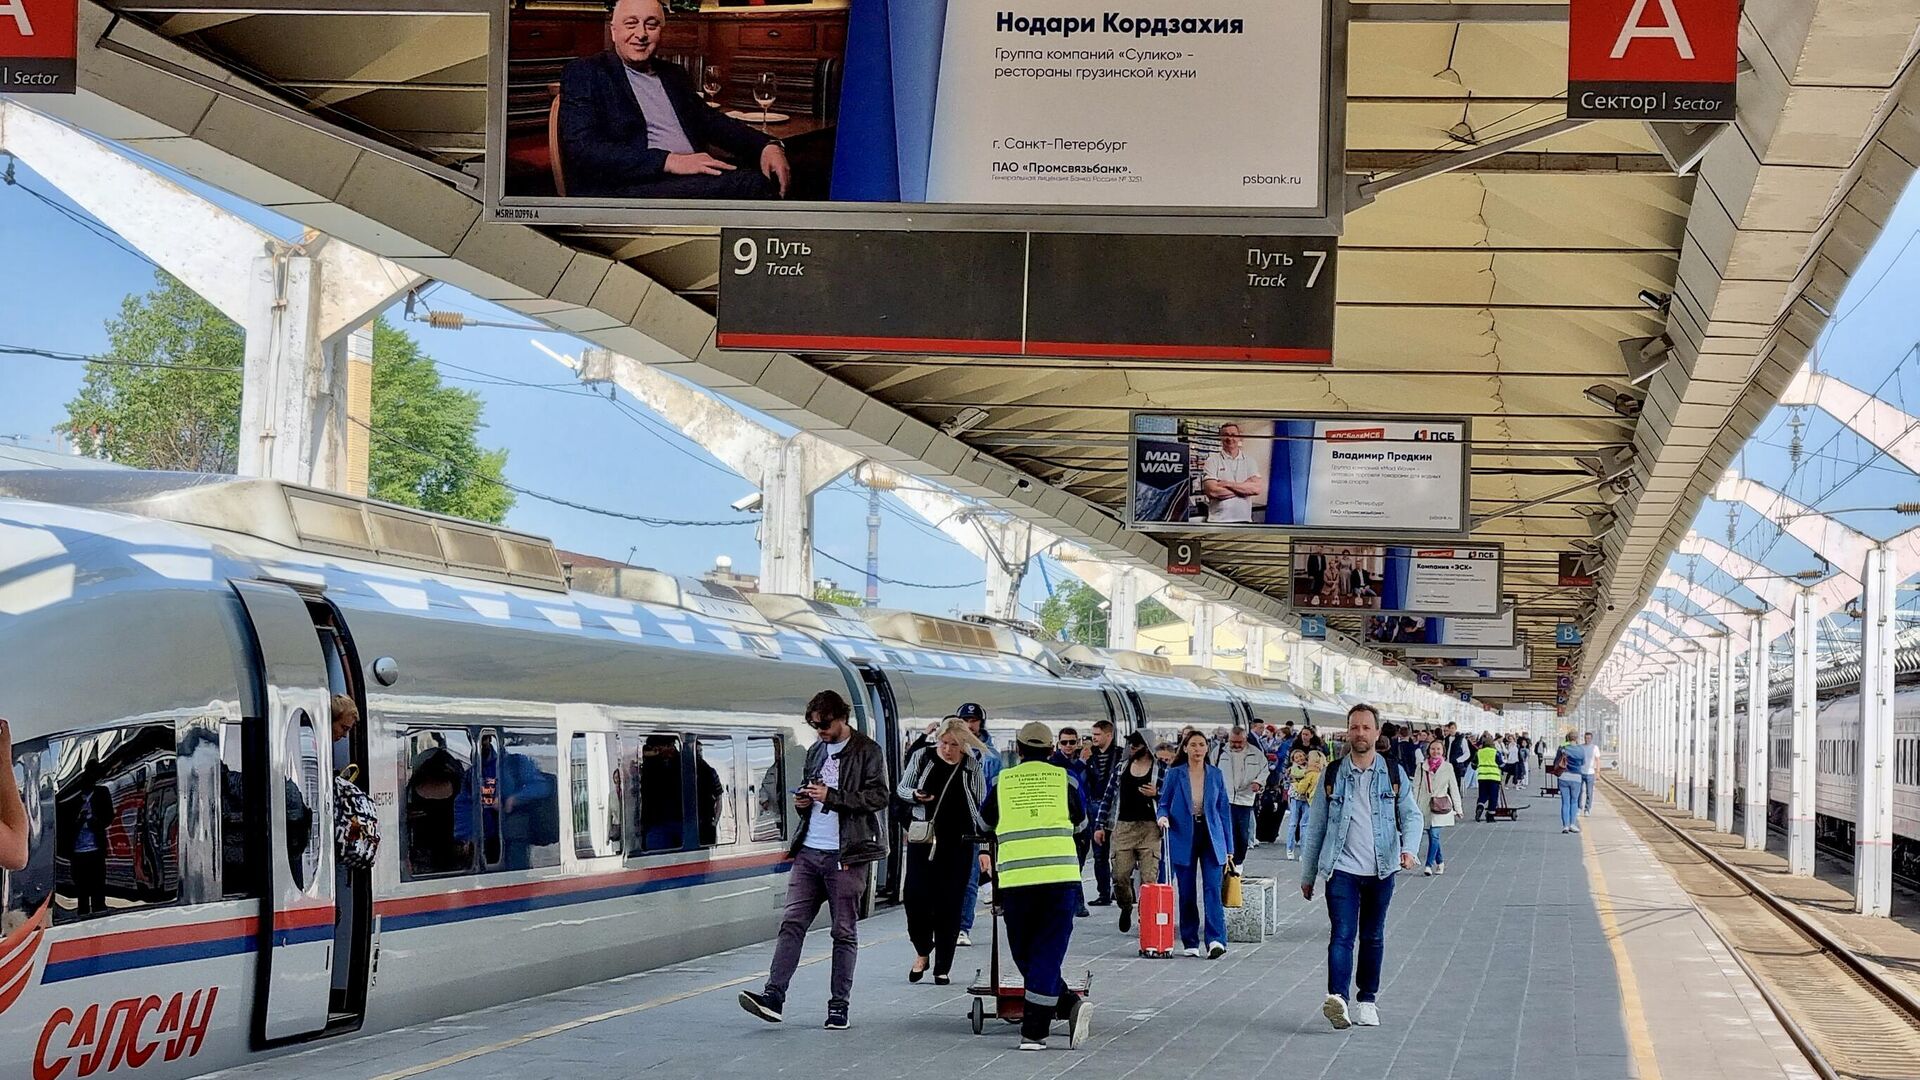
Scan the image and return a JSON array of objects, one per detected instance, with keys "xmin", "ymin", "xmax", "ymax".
[
  {"xmin": 379, "ymin": 859, "xmax": 789, "ymax": 933},
  {"xmin": 38, "ymin": 862, "xmax": 788, "ymax": 982}
]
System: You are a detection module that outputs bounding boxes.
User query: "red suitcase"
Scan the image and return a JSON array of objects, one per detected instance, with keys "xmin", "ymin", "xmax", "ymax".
[{"xmin": 1138, "ymin": 882, "xmax": 1175, "ymax": 957}]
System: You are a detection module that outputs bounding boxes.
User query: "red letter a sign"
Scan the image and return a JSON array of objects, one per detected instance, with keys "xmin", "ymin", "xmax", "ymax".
[
  {"xmin": 1568, "ymin": 0, "xmax": 1736, "ymax": 121},
  {"xmin": 0, "ymin": 0, "xmax": 77, "ymax": 94}
]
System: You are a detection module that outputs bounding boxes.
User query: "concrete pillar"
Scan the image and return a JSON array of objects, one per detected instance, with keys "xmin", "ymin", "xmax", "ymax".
[
  {"xmin": 1691, "ymin": 649, "xmax": 1710, "ymax": 819},
  {"xmin": 1191, "ymin": 603, "xmax": 1217, "ymax": 667},
  {"xmin": 1661, "ymin": 671, "xmax": 1677, "ymax": 802},
  {"xmin": 1289, "ymin": 631, "xmax": 1309, "ymax": 686},
  {"xmin": 1788, "ymin": 588, "xmax": 1817, "ymax": 875},
  {"xmin": 341, "ymin": 324, "xmax": 374, "ymax": 496},
  {"xmin": 1856, "ymin": 545, "xmax": 1897, "ymax": 915},
  {"xmin": 1714, "ymin": 632, "xmax": 1736, "ymax": 833},
  {"xmin": 1244, "ymin": 624, "xmax": 1268, "ymax": 677},
  {"xmin": 759, "ymin": 438, "xmax": 818, "ymax": 597},
  {"xmin": 1743, "ymin": 614, "xmax": 1768, "ymax": 850},
  {"xmin": 1681, "ymin": 657, "xmax": 1697, "ymax": 807},
  {"xmin": 1108, "ymin": 567, "xmax": 1139, "ymax": 651},
  {"xmin": 0, "ymin": 102, "xmax": 420, "ymax": 490}
]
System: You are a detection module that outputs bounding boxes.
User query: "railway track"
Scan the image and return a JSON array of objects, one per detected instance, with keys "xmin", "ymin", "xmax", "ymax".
[{"xmin": 1604, "ymin": 777, "xmax": 1920, "ymax": 1080}]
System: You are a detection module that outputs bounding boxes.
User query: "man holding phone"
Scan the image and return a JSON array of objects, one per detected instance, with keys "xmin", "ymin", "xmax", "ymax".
[{"xmin": 740, "ymin": 689, "xmax": 888, "ymax": 1031}]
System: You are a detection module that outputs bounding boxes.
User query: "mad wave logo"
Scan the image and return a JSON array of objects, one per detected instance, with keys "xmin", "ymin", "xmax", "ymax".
[{"xmin": 0, "ymin": 901, "xmax": 50, "ymax": 1016}]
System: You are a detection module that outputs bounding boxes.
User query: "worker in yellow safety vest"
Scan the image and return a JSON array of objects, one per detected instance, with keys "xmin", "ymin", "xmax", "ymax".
[
  {"xmin": 980, "ymin": 721, "xmax": 1092, "ymax": 1052},
  {"xmin": 1473, "ymin": 732, "xmax": 1503, "ymax": 822}
]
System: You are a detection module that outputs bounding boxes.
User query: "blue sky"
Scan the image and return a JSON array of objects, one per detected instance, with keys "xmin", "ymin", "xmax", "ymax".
[{"xmin": 0, "ymin": 152, "xmax": 1058, "ymax": 619}]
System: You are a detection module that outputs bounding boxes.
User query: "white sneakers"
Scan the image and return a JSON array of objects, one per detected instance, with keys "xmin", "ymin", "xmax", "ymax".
[
  {"xmin": 956, "ymin": 931, "xmax": 971, "ymax": 947},
  {"xmin": 1325, "ymin": 995, "xmax": 1382, "ymax": 1029},
  {"xmin": 1421, "ymin": 865, "xmax": 1433, "ymax": 876},
  {"xmin": 1184, "ymin": 947, "xmax": 1201, "ymax": 958},
  {"xmin": 1435, "ymin": 862, "xmax": 1445, "ymax": 875},
  {"xmin": 1207, "ymin": 942, "xmax": 1226, "ymax": 959},
  {"xmin": 1286, "ymin": 850, "xmax": 1299, "ymax": 860},
  {"xmin": 1067, "ymin": 999, "xmax": 1093, "ymax": 1049}
]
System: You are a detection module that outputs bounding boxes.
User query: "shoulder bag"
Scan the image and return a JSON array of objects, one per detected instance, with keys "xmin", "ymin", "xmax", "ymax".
[{"xmin": 905, "ymin": 760, "xmax": 960, "ymax": 846}]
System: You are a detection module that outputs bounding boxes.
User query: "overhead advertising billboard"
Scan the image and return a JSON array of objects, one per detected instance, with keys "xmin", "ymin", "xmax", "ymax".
[
  {"xmin": 1129, "ymin": 412, "xmax": 1471, "ymax": 538},
  {"xmin": 1366, "ymin": 607, "xmax": 1515, "ymax": 655},
  {"xmin": 1289, "ymin": 540, "xmax": 1500, "ymax": 616},
  {"xmin": 486, "ymin": 0, "xmax": 1344, "ymax": 231}
]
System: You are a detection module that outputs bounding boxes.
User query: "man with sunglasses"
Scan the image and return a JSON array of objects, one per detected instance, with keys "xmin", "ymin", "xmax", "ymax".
[
  {"xmin": 1048, "ymin": 727, "xmax": 1093, "ymax": 918},
  {"xmin": 741, "ymin": 689, "xmax": 888, "ymax": 1031}
]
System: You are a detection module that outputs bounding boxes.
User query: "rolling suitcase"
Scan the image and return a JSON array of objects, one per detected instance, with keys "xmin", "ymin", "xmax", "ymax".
[{"xmin": 1138, "ymin": 833, "xmax": 1175, "ymax": 957}]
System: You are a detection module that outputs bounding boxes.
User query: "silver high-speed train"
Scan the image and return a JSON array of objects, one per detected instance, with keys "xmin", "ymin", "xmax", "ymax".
[{"xmin": 0, "ymin": 471, "xmax": 1370, "ymax": 1078}]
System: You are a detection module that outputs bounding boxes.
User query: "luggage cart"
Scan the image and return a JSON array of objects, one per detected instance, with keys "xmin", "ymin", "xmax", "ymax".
[{"xmin": 966, "ymin": 852, "xmax": 1092, "ymax": 1034}]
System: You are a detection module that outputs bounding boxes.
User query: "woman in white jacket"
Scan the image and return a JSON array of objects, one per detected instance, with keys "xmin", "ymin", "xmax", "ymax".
[{"xmin": 1414, "ymin": 736, "xmax": 1462, "ymax": 875}]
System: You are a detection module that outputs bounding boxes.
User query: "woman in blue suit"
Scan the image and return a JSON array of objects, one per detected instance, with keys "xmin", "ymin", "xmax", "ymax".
[{"xmin": 1157, "ymin": 729, "xmax": 1235, "ymax": 958}]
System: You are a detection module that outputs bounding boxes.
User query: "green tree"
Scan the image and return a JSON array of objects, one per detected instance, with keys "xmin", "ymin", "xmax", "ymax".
[
  {"xmin": 63, "ymin": 272, "xmax": 513, "ymax": 523},
  {"xmin": 813, "ymin": 582, "xmax": 864, "ymax": 607},
  {"xmin": 62, "ymin": 272, "xmax": 244, "ymax": 472},
  {"xmin": 1138, "ymin": 596, "xmax": 1179, "ymax": 628},
  {"xmin": 365, "ymin": 318, "xmax": 514, "ymax": 523},
  {"xmin": 1038, "ymin": 579, "xmax": 1110, "ymax": 646}
]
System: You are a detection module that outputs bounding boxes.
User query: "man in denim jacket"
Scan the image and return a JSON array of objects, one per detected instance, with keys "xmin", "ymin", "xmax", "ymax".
[{"xmin": 1299, "ymin": 704, "xmax": 1422, "ymax": 1031}]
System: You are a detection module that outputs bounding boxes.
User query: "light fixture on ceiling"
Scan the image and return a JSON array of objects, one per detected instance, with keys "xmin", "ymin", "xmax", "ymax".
[
  {"xmin": 1617, "ymin": 335, "xmax": 1675, "ymax": 386},
  {"xmin": 941, "ymin": 407, "xmax": 991, "ymax": 436},
  {"xmin": 1584, "ymin": 383, "xmax": 1646, "ymax": 419}
]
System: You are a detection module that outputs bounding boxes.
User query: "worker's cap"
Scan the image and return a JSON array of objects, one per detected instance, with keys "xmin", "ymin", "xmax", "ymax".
[
  {"xmin": 956, "ymin": 702, "xmax": 985, "ymax": 721},
  {"xmin": 1015, "ymin": 721, "xmax": 1054, "ymax": 749}
]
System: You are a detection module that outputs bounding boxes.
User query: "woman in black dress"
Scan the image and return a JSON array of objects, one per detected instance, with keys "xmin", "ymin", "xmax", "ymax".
[{"xmin": 895, "ymin": 716, "xmax": 988, "ymax": 984}]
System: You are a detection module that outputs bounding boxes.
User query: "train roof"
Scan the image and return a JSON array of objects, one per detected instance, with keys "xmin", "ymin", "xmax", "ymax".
[
  {"xmin": 0, "ymin": 471, "xmax": 838, "ymax": 669},
  {"xmin": 751, "ymin": 594, "xmax": 1098, "ymax": 683}
]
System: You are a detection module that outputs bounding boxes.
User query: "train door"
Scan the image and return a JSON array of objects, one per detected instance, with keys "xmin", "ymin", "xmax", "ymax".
[
  {"xmin": 856, "ymin": 665, "xmax": 903, "ymax": 906},
  {"xmin": 232, "ymin": 580, "xmax": 346, "ymax": 1045}
]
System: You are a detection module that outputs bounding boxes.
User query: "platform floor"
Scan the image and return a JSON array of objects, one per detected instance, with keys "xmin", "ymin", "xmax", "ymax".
[{"xmin": 209, "ymin": 785, "xmax": 1814, "ymax": 1080}]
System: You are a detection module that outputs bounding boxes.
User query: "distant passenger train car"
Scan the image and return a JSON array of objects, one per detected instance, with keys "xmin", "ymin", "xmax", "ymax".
[
  {"xmin": 0, "ymin": 470, "xmax": 1343, "ymax": 1077},
  {"xmin": 1715, "ymin": 678, "xmax": 1920, "ymax": 884}
]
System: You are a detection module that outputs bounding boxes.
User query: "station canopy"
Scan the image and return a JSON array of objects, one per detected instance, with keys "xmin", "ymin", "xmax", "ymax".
[{"xmin": 43, "ymin": 1, "xmax": 1920, "ymax": 704}]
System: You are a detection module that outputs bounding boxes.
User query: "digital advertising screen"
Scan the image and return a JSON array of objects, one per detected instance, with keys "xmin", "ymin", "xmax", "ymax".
[
  {"xmin": 1129, "ymin": 412, "xmax": 1471, "ymax": 537},
  {"xmin": 1289, "ymin": 541, "xmax": 1500, "ymax": 616},
  {"xmin": 487, "ymin": 0, "xmax": 1342, "ymax": 231},
  {"xmin": 1365, "ymin": 607, "xmax": 1515, "ymax": 655}
]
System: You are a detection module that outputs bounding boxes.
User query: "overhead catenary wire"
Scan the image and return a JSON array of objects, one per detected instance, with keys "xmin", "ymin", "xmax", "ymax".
[
  {"xmin": 347, "ymin": 416, "xmax": 751, "ymax": 529},
  {"xmin": 811, "ymin": 546, "xmax": 982, "ymax": 591}
]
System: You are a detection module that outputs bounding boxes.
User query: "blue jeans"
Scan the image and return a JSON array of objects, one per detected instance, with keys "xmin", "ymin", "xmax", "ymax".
[
  {"xmin": 961, "ymin": 861, "xmax": 980, "ymax": 932},
  {"xmin": 1325, "ymin": 869, "xmax": 1395, "ymax": 1003},
  {"xmin": 1287, "ymin": 797, "xmax": 1310, "ymax": 852},
  {"xmin": 1229, "ymin": 804, "xmax": 1254, "ymax": 864},
  {"xmin": 1582, "ymin": 773, "xmax": 1596, "ymax": 813},
  {"xmin": 1560, "ymin": 778, "xmax": 1583, "ymax": 830},
  {"xmin": 1424, "ymin": 825, "xmax": 1444, "ymax": 866},
  {"xmin": 1173, "ymin": 846, "xmax": 1227, "ymax": 949}
]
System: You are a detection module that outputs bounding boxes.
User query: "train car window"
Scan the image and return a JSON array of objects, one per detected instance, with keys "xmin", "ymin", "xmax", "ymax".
[
  {"xmin": 478, "ymin": 730, "xmax": 562, "ymax": 872},
  {"xmin": 747, "ymin": 736, "xmax": 785, "ymax": 844},
  {"xmin": 51, "ymin": 725, "xmax": 181, "ymax": 924},
  {"xmin": 218, "ymin": 723, "xmax": 256, "ymax": 900},
  {"xmin": 691, "ymin": 735, "xmax": 737, "ymax": 848},
  {"xmin": 287, "ymin": 710, "xmax": 324, "ymax": 891},
  {"xmin": 570, "ymin": 733, "xmax": 622, "ymax": 858},
  {"xmin": 4, "ymin": 739, "xmax": 54, "ymax": 935},
  {"xmin": 402, "ymin": 728, "xmax": 475, "ymax": 879},
  {"xmin": 629, "ymin": 733, "xmax": 687, "ymax": 855}
]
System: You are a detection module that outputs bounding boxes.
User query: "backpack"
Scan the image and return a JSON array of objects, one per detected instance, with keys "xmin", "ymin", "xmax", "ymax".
[{"xmin": 333, "ymin": 768, "xmax": 381, "ymax": 871}]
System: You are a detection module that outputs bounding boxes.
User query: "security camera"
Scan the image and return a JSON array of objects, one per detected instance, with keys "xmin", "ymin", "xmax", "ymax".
[
  {"xmin": 1015, "ymin": 477, "xmax": 1033, "ymax": 491},
  {"xmin": 731, "ymin": 492, "xmax": 764, "ymax": 513},
  {"xmin": 1584, "ymin": 383, "xmax": 1645, "ymax": 419},
  {"xmin": 1606, "ymin": 603, "xmax": 1617, "ymax": 612},
  {"xmin": 1637, "ymin": 289, "xmax": 1671, "ymax": 312}
]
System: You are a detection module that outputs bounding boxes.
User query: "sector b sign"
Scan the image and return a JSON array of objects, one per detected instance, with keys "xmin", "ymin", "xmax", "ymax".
[
  {"xmin": 0, "ymin": 0, "xmax": 76, "ymax": 94},
  {"xmin": 1568, "ymin": 0, "xmax": 1737, "ymax": 122}
]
